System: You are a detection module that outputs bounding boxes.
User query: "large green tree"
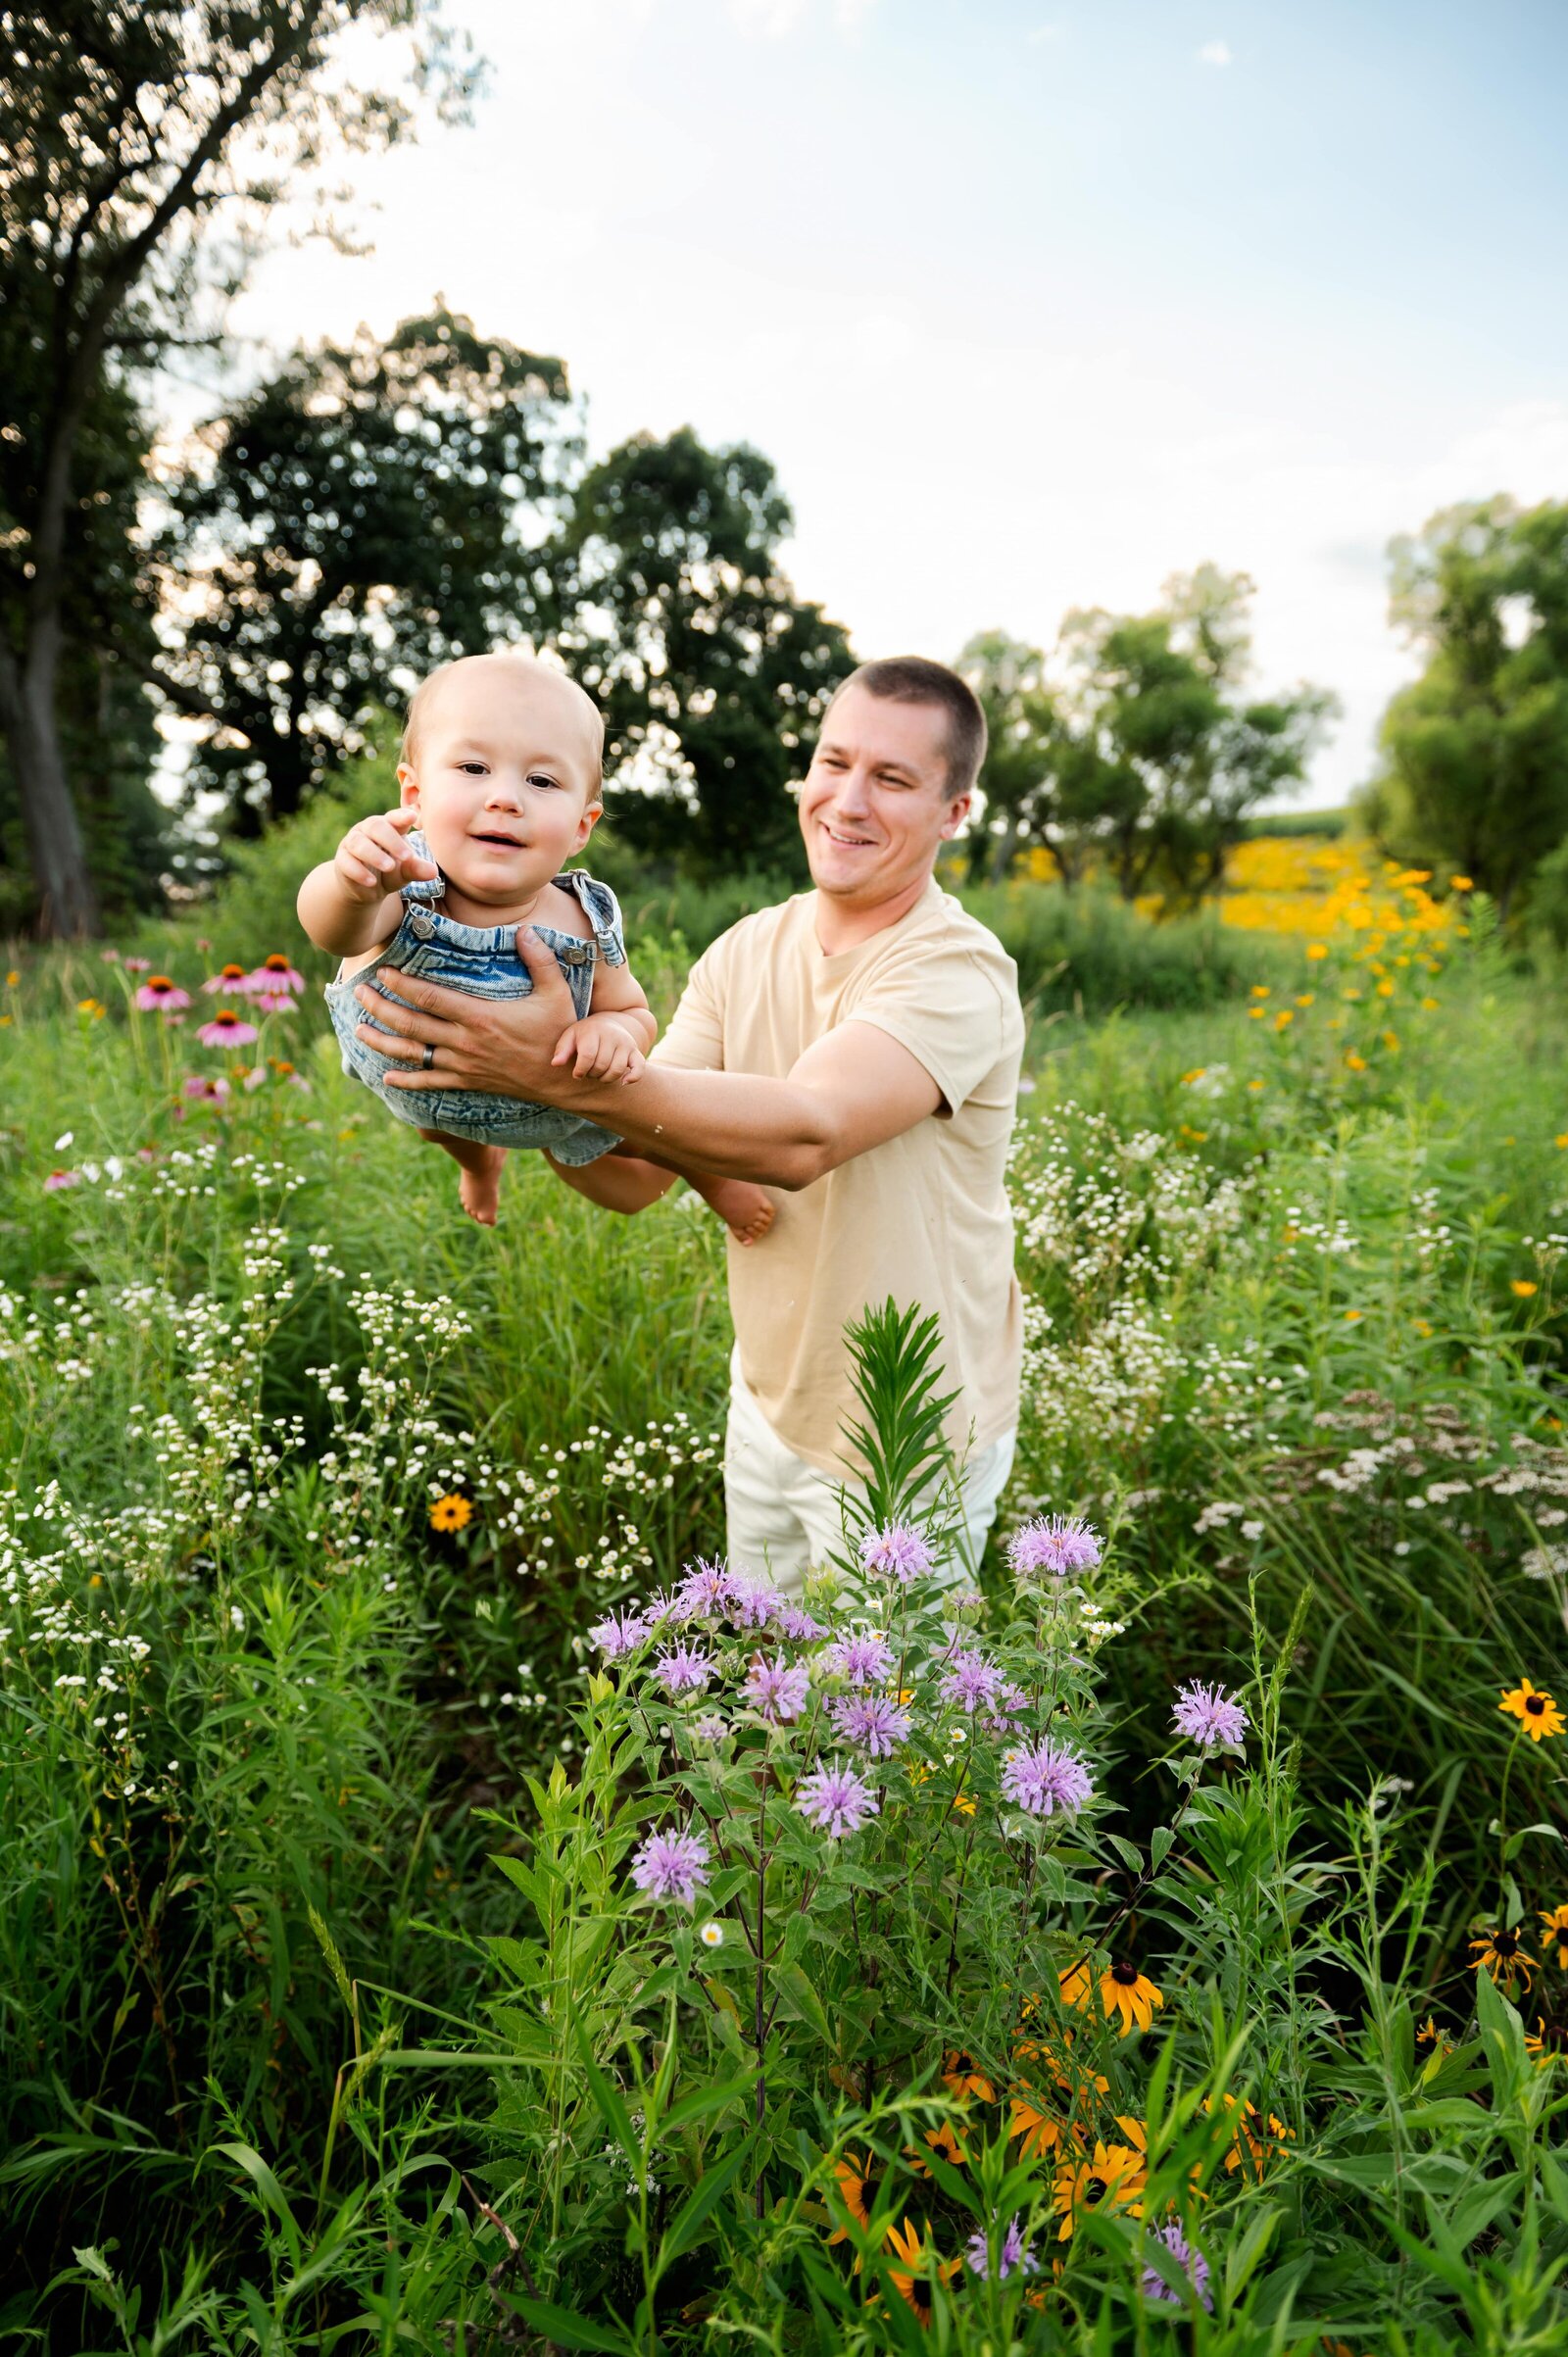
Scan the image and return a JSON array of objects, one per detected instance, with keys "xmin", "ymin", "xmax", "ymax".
[
  {"xmin": 150, "ymin": 311, "xmax": 576, "ymax": 829},
  {"xmin": 1363, "ymin": 497, "xmax": 1568, "ymax": 920},
  {"xmin": 962, "ymin": 571, "xmax": 1332, "ymax": 902},
  {"xmin": 0, "ymin": 0, "xmax": 471, "ymax": 932},
  {"xmin": 554, "ymin": 429, "xmax": 855, "ymax": 878}
]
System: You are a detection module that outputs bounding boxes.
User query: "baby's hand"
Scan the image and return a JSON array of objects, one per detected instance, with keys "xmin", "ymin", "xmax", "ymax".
[
  {"xmin": 333, "ymin": 808, "xmax": 439, "ymax": 903},
  {"xmin": 554, "ymin": 1014, "xmax": 647, "ymax": 1085}
]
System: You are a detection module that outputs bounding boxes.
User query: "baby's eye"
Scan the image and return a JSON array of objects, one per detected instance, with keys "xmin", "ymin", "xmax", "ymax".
[
  {"xmin": 527, "ymin": 771, "xmax": 562, "ymax": 792},
  {"xmin": 456, "ymin": 761, "xmax": 489, "ymax": 776}
]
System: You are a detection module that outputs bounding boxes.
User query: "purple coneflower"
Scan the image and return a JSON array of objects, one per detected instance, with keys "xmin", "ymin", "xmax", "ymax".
[
  {"xmin": 938, "ymin": 1648, "xmax": 1001, "ymax": 1714},
  {"xmin": 1141, "ymin": 2222, "xmax": 1211, "ymax": 2310},
  {"xmin": 1008, "ymin": 1513, "xmax": 1102, "ymax": 1580},
  {"xmin": 122, "ymin": 956, "xmax": 150, "ymax": 973},
  {"xmin": 795, "ymin": 1758, "xmax": 879, "ymax": 1838},
  {"xmin": 196, "ymin": 1007, "xmax": 259, "ymax": 1049},
  {"xmin": 134, "ymin": 975, "xmax": 191, "ymax": 1013},
  {"xmin": 181, "ymin": 1074, "xmax": 230, "ymax": 1105},
  {"xmin": 826, "ymin": 1631, "xmax": 895, "ymax": 1687},
  {"xmin": 828, "ymin": 1692, "xmax": 910, "ymax": 1758},
  {"xmin": 1001, "ymin": 1738, "xmax": 1094, "ymax": 1817},
  {"xmin": 654, "ymin": 1643, "xmax": 714, "ymax": 1696},
  {"xmin": 965, "ymin": 2214, "xmax": 1040, "ymax": 2283},
  {"xmin": 741, "ymin": 1655, "xmax": 810, "ymax": 1724},
  {"xmin": 1172, "ymin": 1680, "xmax": 1249, "ymax": 1752},
  {"xmin": 859, "ymin": 1523, "xmax": 933, "ymax": 1585},
  {"xmin": 629, "ymin": 1826, "xmax": 710, "ymax": 1905},
  {"xmin": 43, "ymin": 1169, "xmax": 80, "ymax": 1192},
  {"xmin": 203, "ymin": 963, "xmax": 252, "ymax": 997},
  {"xmin": 251, "ymin": 989, "xmax": 297, "ymax": 1014},
  {"xmin": 247, "ymin": 954, "xmax": 304, "ymax": 995},
  {"xmin": 588, "ymin": 1609, "xmax": 649, "ymax": 1659}
]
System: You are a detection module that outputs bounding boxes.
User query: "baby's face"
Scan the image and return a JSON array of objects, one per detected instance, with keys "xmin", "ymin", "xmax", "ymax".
[{"xmin": 399, "ymin": 659, "xmax": 603, "ymax": 908}]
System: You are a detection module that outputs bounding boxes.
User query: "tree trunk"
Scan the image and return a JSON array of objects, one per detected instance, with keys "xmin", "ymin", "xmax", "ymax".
[{"xmin": 0, "ymin": 640, "xmax": 100, "ymax": 937}]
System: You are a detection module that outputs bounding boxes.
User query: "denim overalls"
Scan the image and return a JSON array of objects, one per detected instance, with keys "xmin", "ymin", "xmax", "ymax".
[{"xmin": 323, "ymin": 847, "xmax": 624, "ymax": 1166}]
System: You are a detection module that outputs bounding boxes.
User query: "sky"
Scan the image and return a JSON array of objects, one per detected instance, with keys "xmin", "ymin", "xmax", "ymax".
[{"xmin": 220, "ymin": 0, "xmax": 1568, "ymax": 808}]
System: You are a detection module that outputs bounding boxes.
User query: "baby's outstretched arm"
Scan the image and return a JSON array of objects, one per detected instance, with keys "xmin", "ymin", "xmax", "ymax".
[{"xmin": 298, "ymin": 808, "xmax": 439, "ymax": 957}]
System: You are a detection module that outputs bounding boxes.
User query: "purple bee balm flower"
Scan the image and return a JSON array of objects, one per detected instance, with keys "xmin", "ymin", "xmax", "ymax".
[
  {"xmin": 675, "ymin": 1557, "xmax": 733, "ymax": 1617},
  {"xmin": 983, "ymin": 1681, "xmax": 1032, "ymax": 1735},
  {"xmin": 1008, "ymin": 1513, "xmax": 1102, "ymax": 1580},
  {"xmin": 1141, "ymin": 2222, "xmax": 1212, "ymax": 2311},
  {"xmin": 741, "ymin": 1654, "xmax": 810, "ymax": 1724},
  {"xmin": 588, "ymin": 1609, "xmax": 649, "ymax": 1659},
  {"xmin": 629, "ymin": 1825, "xmax": 710, "ymax": 1906},
  {"xmin": 654, "ymin": 1644, "xmax": 714, "ymax": 1696},
  {"xmin": 795, "ymin": 1758, "xmax": 879, "ymax": 1839},
  {"xmin": 826, "ymin": 1631, "xmax": 896, "ymax": 1687},
  {"xmin": 828, "ymin": 1692, "xmax": 911, "ymax": 1758},
  {"xmin": 859, "ymin": 1523, "xmax": 933, "ymax": 1585},
  {"xmin": 692, "ymin": 1713, "xmax": 728, "ymax": 1743},
  {"xmin": 778, "ymin": 1604, "xmax": 826, "ymax": 1642},
  {"xmin": 725, "ymin": 1581, "xmax": 781, "ymax": 1631},
  {"xmin": 966, "ymin": 2214, "xmax": 1040, "ymax": 2283},
  {"xmin": 1001, "ymin": 1738, "xmax": 1094, "ymax": 1817},
  {"xmin": 1172, "ymin": 1680, "xmax": 1249, "ymax": 1752},
  {"xmin": 938, "ymin": 1648, "xmax": 1002, "ymax": 1715}
]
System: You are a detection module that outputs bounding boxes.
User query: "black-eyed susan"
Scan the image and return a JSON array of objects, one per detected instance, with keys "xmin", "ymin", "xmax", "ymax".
[
  {"xmin": 906, "ymin": 2119, "xmax": 968, "ymax": 2175},
  {"xmin": 1512, "ymin": 1279, "xmax": 1540, "ymax": 1299},
  {"xmin": 1414, "ymin": 2015, "xmax": 1452, "ymax": 2063},
  {"xmin": 1525, "ymin": 2014, "xmax": 1568, "ymax": 2068},
  {"xmin": 1540, "ymin": 1903, "xmax": 1568, "ymax": 1971},
  {"xmin": 428, "ymin": 1494, "xmax": 474, "ymax": 1533},
  {"xmin": 1058, "ymin": 1958, "xmax": 1095, "ymax": 2012},
  {"xmin": 1499, "ymin": 1679, "xmax": 1565, "ymax": 1742},
  {"xmin": 1051, "ymin": 2137, "xmax": 1146, "ymax": 2239},
  {"xmin": 826, "ymin": 2151, "xmax": 879, "ymax": 2243},
  {"xmin": 1469, "ymin": 1923, "xmax": 1536, "ymax": 1990},
  {"xmin": 940, "ymin": 2050, "xmax": 996, "ymax": 2104},
  {"xmin": 882, "ymin": 2218, "xmax": 961, "ymax": 2321},
  {"xmin": 1202, "ymin": 2094, "xmax": 1294, "ymax": 2178},
  {"xmin": 1007, "ymin": 2089, "xmax": 1063, "ymax": 2162},
  {"xmin": 1099, "ymin": 1959, "xmax": 1164, "ymax": 2037}
]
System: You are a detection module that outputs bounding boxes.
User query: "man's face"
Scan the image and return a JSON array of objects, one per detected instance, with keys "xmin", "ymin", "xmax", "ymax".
[{"xmin": 798, "ymin": 684, "xmax": 970, "ymax": 910}]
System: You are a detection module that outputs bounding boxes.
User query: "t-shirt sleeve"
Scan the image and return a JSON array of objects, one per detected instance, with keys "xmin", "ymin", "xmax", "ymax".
[
  {"xmin": 843, "ymin": 934, "xmax": 1023, "ymax": 1111},
  {"xmin": 649, "ymin": 939, "xmax": 727, "ymax": 1071}
]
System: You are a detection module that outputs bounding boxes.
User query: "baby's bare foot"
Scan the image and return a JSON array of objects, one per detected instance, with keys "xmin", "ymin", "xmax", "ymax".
[
  {"xmin": 458, "ymin": 1145, "xmax": 507, "ymax": 1227},
  {"xmin": 698, "ymin": 1175, "xmax": 776, "ymax": 1247}
]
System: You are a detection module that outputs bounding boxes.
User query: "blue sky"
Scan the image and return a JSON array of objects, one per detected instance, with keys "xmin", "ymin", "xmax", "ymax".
[{"xmin": 227, "ymin": 0, "xmax": 1568, "ymax": 805}]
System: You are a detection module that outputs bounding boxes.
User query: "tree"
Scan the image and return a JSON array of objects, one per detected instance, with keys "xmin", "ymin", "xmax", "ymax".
[
  {"xmin": 1363, "ymin": 498, "xmax": 1568, "ymax": 920},
  {"xmin": 961, "ymin": 573, "xmax": 1332, "ymax": 903},
  {"xmin": 0, "ymin": 0, "xmax": 472, "ymax": 934},
  {"xmin": 150, "ymin": 310, "xmax": 576, "ymax": 829},
  {"xmin": 555, "ymin": 429, "xmax": 856, "ymax": 878}
]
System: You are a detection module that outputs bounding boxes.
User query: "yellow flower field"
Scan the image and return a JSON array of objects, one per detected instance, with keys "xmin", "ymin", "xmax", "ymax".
[{"xmin": 1215, "ymin": 835, "xmax": 1471, "ymax": 945}]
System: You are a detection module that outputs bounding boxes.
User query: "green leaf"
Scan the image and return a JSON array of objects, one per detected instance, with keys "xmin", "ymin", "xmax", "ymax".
[
  {"xmin": 501, "ymin": 2292, "xmax": 635, "ymax": 2353},
  {"xmin": 576, "ymin": 2034, "xmax": 643, "ymax": 2180},
  {"xmin": 656, "ymin": 2145, "xmax": 750, "ymax": 2269},
  {"xmin": 771, "ymin": 1963, "xmax": 835, "ymax": 2049},
  {"xmin": 661, "ymin": 2070, "xmax": 759, "ymax": 2139}
]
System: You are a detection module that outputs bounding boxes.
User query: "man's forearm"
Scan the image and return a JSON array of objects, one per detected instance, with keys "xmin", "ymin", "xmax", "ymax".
[{"xmin": 549, "ymin": 1061, "xmax": 836, "ymax": 1189}]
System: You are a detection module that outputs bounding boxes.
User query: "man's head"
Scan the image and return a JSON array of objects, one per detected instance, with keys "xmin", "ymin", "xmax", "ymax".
[
  {"xmin": 398, "ymin": 653, "xmax": 606, "ymax": 907},
  {"xmin": 799, "ymin": 657, "xmax": 987, "ymax": 913}
]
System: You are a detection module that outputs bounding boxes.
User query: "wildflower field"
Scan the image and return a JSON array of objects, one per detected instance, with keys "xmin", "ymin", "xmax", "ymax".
[{"xmin": 2, "ymin": 818, "xmax": 1566, "ymax": 2353}]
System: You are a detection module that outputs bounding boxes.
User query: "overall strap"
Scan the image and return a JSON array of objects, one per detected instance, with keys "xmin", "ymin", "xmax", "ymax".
[{"xmin": 555, "ymin": 870, "xmax": 626, "ymax": 966}]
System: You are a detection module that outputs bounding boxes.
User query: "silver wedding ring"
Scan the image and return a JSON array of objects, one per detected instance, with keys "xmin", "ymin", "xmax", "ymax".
[{"xmin": 420, "ymin": 1042, "xmax": 436, "ymax": 1071}]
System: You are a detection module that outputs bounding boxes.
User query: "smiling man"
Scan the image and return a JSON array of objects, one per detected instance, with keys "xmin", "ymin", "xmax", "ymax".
[{"xmin": 356, "ymin": 656, "xmax": 1025, "ymax": 1590}]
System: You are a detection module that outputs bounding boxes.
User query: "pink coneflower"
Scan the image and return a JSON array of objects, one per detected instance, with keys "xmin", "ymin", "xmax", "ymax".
[
  {"xmin": 1172, "ymin": 1681, "xmax": 1249, "ymax": 1752},
  {"xmin": 795, "ymin": 1758, "xmax": 879, "ymax": 1838},
  {"xmin": 629, "ymin": 1826, "xmax": 710, "ymax": 1905},
  {"xmin": 251, "ymin": 989, "xmax": 297, "ymax": 1015},
  {"xmin": 203, "ymin": 963, "xmax": 251, "ymax": 997},
  {"xmin": 134, "ymin": 975, "xmax": 191, "ymax": 1013},
  {"xmin": 740, "ymin": 1655, "xmax": 810, "ymax": 1724},
  {"xmin": 246, "ymin": 954, "xmax": 304, "ymax": 994},
  {"xmin": 1001, "ymin": 1739, "xmax": 1094, "ymax": 1817},
  {"xmin": 181, "ymin": 1075, "xmax": 231, "ymax": 1105},
  {"xmin": 859, "ymin": 1523, "xmax": 934, "ymax": 1584},
  {"xmin": 196, "ymin": 1008, "xmax": 259, "ymax": 1049},
  {"xmin": 122, "ymin": 956, "xmax": 151, "ymax": 973},
  {"xmin": 1008, "ymin": 1514, "xmax": 1102, "ymax": 1580},
  {"xmin": 43, "ymin": 1169, "xmax": 80, "ymax": 1192}
]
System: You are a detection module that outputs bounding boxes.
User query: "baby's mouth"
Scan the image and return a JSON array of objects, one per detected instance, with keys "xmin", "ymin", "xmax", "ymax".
[{"xmin": 472, "ymin": 829, "xmax": 523, "ymax": 848}]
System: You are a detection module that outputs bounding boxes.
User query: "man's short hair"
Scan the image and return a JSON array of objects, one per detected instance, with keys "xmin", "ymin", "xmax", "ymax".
[{"xmin": 824, "ymin": 657, "xmax": 988, "ymax": 801}]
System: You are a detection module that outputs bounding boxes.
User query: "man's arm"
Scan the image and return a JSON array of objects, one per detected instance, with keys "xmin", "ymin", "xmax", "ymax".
[{"xmin": 352, "ymin": 928, "xmax": 941, "ymax": 1189}]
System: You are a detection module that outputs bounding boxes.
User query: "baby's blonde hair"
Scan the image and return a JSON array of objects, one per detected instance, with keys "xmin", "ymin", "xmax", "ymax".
[{"xmin": 400, "ymin": 652, "xmax": 605, "ymax": 793}]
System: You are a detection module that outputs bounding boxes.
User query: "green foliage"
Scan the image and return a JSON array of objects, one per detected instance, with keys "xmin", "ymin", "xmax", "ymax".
[
  {"xmin": 1364, "ymin": 496, "xmax": 1568, "ymax": 920},
  {"xmin": 959, "ymin": 572, "xmax": 1335, "ymax": 908},
  {"xmin": 557, "ymin": 427, "xmax": 856, "ymax": 877},
  {"xmin": 152, "ymin": 309, "xmax": 578, "ymax": 828}
]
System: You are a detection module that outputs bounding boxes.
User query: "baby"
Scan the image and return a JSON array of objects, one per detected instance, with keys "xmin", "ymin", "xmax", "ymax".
[{"xmin": 298, "ymin": 651, "xmax": 774, "ymax": 1238}]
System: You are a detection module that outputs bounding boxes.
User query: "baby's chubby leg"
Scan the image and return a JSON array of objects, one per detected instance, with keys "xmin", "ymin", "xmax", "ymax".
[
  {"xmin": 548, "ymin": 1147, "xmax": 774, "ymax": 1245},
  {"xmin": 418, "ymin": 1128, "xmax": 507, "ymax": 1227}
]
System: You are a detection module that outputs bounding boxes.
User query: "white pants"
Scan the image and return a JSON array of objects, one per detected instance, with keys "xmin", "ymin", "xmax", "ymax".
[{"xmin": 723, "ymin": 1346, "xmax": 1016, "ymax": 1597}]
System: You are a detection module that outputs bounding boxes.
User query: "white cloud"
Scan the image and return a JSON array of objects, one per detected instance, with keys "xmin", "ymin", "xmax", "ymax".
[
  {"xmin": 1025, "ymin": 21, "xmax": 1064, "ymax": 41},
  {"xmin": 1198, "ymin": 38, "xmax": 1233, "ymax": 67},
  {"xmin": 728, "ymin": 0, "xmax": 810, "ymax": 35}
]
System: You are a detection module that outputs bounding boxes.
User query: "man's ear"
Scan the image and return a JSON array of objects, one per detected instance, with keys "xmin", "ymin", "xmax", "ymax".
[
  {"xmin": 397, "ymin": 762, "xmax": 419, "ymax": 812},
  {"xmin": 939, "ymin": 790, "xmax": 973, "ymax": 843}
]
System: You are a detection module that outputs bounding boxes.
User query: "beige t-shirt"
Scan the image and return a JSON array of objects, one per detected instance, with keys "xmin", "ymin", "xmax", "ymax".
[{"xmin": 652, "ymin": 879, "xmax": 1024, "ymax": 1477}]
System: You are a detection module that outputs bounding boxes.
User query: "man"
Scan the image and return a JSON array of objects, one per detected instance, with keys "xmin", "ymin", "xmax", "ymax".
[{"xmin": 355, "ymin": 656, "xmax": 1025, "ymax": 1590}]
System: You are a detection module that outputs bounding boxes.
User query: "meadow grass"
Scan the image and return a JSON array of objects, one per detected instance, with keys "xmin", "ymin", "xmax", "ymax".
[{"xmin": 0, "ymin": 872, "xmax": 1564, "ymax": 2349}]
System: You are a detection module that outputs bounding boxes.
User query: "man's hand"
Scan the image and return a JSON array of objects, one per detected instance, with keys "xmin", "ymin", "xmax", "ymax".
[
  {"xmin": 553, "ymin": 1013, "xmax": 647, "ymax": 1085},
  {"xmin": 334, "ymin": 808, "xmax": 438, "ymax": 903},
  {"xmin": 353, "ymin": 923, "xmax": 585, "ymax": 1102}
]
